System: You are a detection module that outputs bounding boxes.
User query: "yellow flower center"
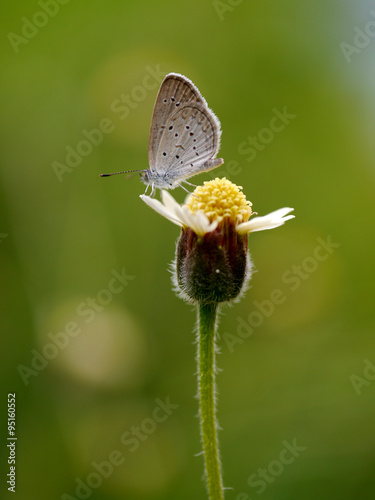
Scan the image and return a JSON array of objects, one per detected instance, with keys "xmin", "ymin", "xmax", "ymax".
[{"xmin": 186, "ymin": 178, "xmax": 252, "ymax": 224}]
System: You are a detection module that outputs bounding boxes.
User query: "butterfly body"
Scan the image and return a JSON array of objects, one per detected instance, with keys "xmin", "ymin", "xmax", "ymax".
[{"xmin": 140, "ymin": 158, "xmax": 224, "ymax": 190}]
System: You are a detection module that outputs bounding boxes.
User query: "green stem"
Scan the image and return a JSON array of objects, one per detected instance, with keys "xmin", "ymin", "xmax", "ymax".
[{"xmin": 198, "ymin": 302, "xmax": 224, "ymax": 500}]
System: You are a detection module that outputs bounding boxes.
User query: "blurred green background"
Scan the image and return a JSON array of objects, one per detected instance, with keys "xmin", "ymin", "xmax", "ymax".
[{"xmin": 1, "ymin": 1, "xmax": 375, "ymax": 499}]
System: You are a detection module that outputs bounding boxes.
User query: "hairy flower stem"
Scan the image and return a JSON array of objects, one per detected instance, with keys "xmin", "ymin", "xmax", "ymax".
[{"xmin": 198, "ymin": 302, "xmax": 224, "ymax": 500}]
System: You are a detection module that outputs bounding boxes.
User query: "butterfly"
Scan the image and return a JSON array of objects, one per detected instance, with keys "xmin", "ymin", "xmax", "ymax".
[{"xmin": 101, "ymin": 73, "xmax": 224, "ymax": 196}]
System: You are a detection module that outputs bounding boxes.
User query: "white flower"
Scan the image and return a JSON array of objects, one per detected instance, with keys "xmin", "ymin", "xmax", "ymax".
[
  {"xmin": 141, "ymin": 178, "xmax": 295, "ymax": 305},
  {"xmin": 140, "ymin": 179, "xmax": 294, "ymax": 237}
]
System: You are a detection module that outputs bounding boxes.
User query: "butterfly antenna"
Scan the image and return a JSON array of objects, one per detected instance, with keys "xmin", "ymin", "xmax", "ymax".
[{"xmin": 100, "ymin": 169, "xmax": 146, "ymax": 177}]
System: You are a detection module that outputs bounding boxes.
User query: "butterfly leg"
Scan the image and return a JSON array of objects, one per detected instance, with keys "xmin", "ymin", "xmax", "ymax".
[
  {"xmin": 179, "ymin": 183, "xmax": 191, "ymax": 194},
  {"xmin": 182, "ymin": 180, "xmax": 197, "ymax": 188}
]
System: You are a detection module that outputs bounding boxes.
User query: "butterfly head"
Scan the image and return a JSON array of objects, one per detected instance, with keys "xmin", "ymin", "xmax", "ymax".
[{"xmin": 140, "ymin": 170, "xmax": 150, "ymax": 185}]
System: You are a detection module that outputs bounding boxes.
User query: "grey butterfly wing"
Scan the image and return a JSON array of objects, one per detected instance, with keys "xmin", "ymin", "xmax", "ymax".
[
  {"xmin": 153, "ymin": 102, "xmax": 223, "ymax": 180},
  {"xmin": 148, "ymin": 73, "xmax": 203, "ymax": 171}
]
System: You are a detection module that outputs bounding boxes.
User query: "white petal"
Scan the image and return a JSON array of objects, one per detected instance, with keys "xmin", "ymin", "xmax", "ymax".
[
  {"xmin": 173, "ymin": 203, "xmax": 193, "ymax": 227},
  {"xmin": 141, "ymin": 191, "xmax": 217, "ymax": 235},
  {"xmin": 161, "ymin": 190, "xmax": 182, "ymax": 214},
  {"xmin": 237, "ymin": 207, "xmax": 294, "ymax": 235},
  {"xmin": 261, "ymin": 207, "xmax": 295, "ymax": 219},
  {"xmin": 140, "ymin": 194, "xmax": 183, "ymax": 227},
  {"xmin": 191, "ymin": 210, "xmax": 218, "ymax": 236}
]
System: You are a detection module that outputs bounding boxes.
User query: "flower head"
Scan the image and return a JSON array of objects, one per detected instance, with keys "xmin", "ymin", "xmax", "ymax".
[
  {"xmin": 186, "ymin": 178, "xmax": 252, "ymax": 226},
  {"xmin": 140, "ymin": 178, "xmax": 294, "ymax": 304},
  {"xmin": 140, "ymin": 178, "xmax": 294, "ymax": 237}
]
